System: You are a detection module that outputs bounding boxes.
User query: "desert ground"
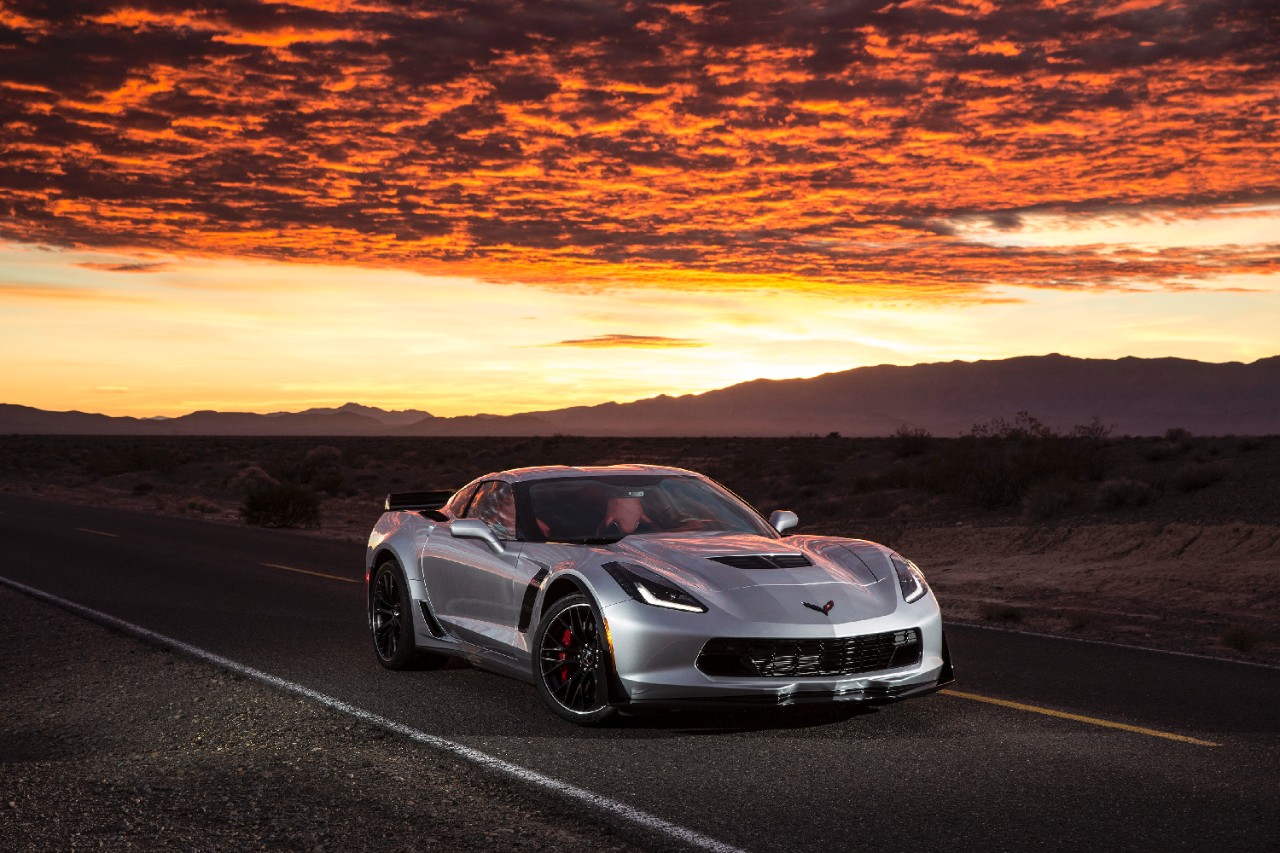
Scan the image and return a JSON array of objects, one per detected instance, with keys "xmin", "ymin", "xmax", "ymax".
[{"xmin": 3, "ymin": 426, "xmax": 1277, "ymax": 664}]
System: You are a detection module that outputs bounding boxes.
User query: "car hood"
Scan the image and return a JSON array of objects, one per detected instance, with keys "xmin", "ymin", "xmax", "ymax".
[{"xmin": 610, "ymin": 532, "xmax": 900, "ymax": 624}]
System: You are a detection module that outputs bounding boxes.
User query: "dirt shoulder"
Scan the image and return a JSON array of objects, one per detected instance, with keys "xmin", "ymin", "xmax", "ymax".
[
  {"xmin": 0, "ymin": 585, "xmax": 643, "ymax": 852},
  {"xmin": 890, "ymin": 522, "xmax": 1280, "ymax": 664}
]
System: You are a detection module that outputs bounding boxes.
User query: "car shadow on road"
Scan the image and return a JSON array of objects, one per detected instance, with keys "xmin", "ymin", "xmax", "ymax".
[{"xmin": 609, "ymin": 702, "xmax": 883, "ymax": 736}]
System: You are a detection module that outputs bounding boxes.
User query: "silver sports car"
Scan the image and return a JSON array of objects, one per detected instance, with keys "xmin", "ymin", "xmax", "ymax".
[{"xmin": 366, "ymin": 464, "xmax": 953, "ymax": 724}]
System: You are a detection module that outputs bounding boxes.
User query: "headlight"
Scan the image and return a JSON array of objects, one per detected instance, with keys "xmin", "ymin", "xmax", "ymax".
[
  {"xmin": 603, "ymin": 561, "xmax": 707, "ymax": 613},
  {"xmin": 890, "ymin": 554, "xmax": 929, "ymax": 603}
]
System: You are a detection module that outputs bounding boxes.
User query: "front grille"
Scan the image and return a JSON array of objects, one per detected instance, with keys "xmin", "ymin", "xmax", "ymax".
[
  {"xmin": 708, "ymin": 553, "xmax": 813, "ymax": 569},
  {"xmin": 697, "ymin": 629, "xmax": 922, "ymax": 678}
]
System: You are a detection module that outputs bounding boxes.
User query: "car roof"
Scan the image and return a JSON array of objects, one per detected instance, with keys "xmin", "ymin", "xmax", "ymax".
[{"xmin": 488, "ymin": 464, "xmax": 701, "ymax": 484}]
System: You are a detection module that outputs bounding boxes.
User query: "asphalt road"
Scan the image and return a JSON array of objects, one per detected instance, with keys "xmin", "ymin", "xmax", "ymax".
[{"xmin": 2, "ymin": 493, "xmax": 1276, "ymax": 852}]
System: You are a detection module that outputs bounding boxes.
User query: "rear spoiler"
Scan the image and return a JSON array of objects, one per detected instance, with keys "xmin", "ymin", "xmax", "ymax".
[{"xmin": 384, "ymin": 490, "xmax": 455, "ymax": 512}]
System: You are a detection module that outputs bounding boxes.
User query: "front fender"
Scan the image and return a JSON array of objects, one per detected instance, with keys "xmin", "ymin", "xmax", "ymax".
[{"xmin": 366, "ymin": 510, "xmax": 433, "ymax": 582}]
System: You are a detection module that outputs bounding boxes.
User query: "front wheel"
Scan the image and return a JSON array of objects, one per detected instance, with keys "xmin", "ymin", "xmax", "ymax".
[
  {"xmin": 532, "ymin": 594, "xmax": 617, "ymax": 725},
  {"xmin": 370, "ymin": 561, "xmax": 446, "ymax": 670}
]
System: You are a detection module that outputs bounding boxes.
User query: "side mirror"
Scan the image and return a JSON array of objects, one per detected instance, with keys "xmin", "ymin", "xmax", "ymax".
[
  {"xmin": 450, "ymin": 519, "xmax": 505, "ymax": 554},
  {"xmin": 769, "ymin": 510, "xmax": 799, "ymax": 534}
]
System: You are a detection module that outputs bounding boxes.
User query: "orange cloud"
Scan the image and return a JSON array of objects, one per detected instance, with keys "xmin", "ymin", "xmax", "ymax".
[
  {"xmin": 546, "ymin": 334, "xmax": 707, "ymax": 348},
  {"xmin": 0, "ymin": 0, "xmax": 1275, "ymax": 300},
  {"xmin": 75, "ymin": 261, "xmax": 171, "ymax": 273}
]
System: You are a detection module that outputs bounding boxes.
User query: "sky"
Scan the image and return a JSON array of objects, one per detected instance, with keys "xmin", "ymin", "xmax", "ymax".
[{"xmin": 1, "ymin": 0, "xmax": 1277, "ymax": 417}]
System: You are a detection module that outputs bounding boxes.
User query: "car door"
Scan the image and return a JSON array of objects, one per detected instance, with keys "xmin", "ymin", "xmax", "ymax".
[{"xmin": 422, "ymin": 480, "xmax": 534, "ymax": 657}]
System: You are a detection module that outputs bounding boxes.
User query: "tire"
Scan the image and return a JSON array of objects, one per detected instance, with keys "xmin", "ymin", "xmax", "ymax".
[
  {"xmin": 532, "ymin": 593, "xmax": 617, "ymax": 725},
  {"xmin": 370, "ymin": 561, "xmax": 446, "ymax": 670}
]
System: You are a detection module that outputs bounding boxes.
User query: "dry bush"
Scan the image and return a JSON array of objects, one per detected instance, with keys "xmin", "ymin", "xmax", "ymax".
[
  {"xmin": 1094, "ymin": 477, "xmax": 1154, "ymax": 510},
  {"xmin": 181, "ymin": 497, "xmax": 220, "ymax": 515},
  {"xmin": 227, "ymin": 465, "xmax": 279, "ymax": 495},
  {"xmin": 892, "ymin": 425, "xmax": 933, "ymax": 457},
  {"xmin": 241, "ymin": 483, "xmax": 320, "ymax": 528},
  {"xmin": 922, "ymin": 412, "xmax": 1111, "ymax": 510}
]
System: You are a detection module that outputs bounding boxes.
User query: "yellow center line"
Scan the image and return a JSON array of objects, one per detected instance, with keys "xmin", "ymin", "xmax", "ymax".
[
  {"xmin": 75, "ymin": 528, "xmax": 118, "ymax": 538},
  {"xmin": 260, "ymin": 562, "xmax": 359, "ymax": 584},
  {"xmin": 941, "ymin": 689, "xmax": 1220, "ymax": 747}
]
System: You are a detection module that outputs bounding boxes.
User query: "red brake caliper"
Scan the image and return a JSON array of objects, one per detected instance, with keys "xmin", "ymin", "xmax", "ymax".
[{"xmin": 559, "ymin": 627, "xmax": 572, "ymax": 684}]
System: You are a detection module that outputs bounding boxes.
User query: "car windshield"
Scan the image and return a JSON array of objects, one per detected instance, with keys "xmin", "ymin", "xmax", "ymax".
[{"xmin": 518, "ymin": 474, "xmax": 776, "ymax": 543}]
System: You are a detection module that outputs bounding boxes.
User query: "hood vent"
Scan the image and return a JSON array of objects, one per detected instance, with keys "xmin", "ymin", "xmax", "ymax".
[{"xmin": 709, "ymin": 553, "xmax": 812, "ymax": 570}]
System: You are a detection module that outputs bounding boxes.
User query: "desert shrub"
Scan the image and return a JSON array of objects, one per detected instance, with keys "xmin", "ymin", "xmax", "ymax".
[
  {"xmin": 1094, "ymin": 478, "xmax": 1154, "ymax": 510},
  {"xmin": 1069, "ymin": 416, "xmax": 1112, "ymax": 480},
  {"xmin": 298, "ymin": 444, "xmax": 345, "ymax": 494},
  {"xmin": 1238, "ymin": 437, "xmax": 1262, "ymax": 452},
  {"xmin": 182, "ymin": 497, "xmax": 219, "ymax": 514},
  {"xmin": 968, "ymin": 411, "xmax": 1055, "ymax": 440},
  {"xmin": 1220, "ymin": 624, "xmax": 1267, "ymax": 654},
  {"xmin": 227, "ymin": 465, "xmax": 279, "ymax": 495},
  {"xmin": 1165, "ymin": 427, "xmax": 1193, "ymax": 442},
  {"xmin": 241, "ymin": 483, "xmax": 320, "ymax": 528},
  {"xmin": 1070, "ymin": 416, "xmax": 1113, "ymax": 443},
  {"xmin": 1022, "ymin": 480, "xmax": 1078, "ymax": 521},
  {"xmin": 892, "ymin": 425, "xmax": 933, "ymax": 457},
  {"xmin": 1171, "ymin": 463, "xmax": 1226, "ymax": 493},
  {"xmin": 921, "ymin": 412, "xmax": 1114, "ymax": 509},
  {"xmin": 304, "ymin": 444, "xmax": 343, "ymax": 468}
]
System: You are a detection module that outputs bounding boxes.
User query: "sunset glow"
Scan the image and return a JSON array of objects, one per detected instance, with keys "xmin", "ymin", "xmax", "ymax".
[{"xmin": 1, "ymin": 1, "xmax": 1277, "ymax": 416}]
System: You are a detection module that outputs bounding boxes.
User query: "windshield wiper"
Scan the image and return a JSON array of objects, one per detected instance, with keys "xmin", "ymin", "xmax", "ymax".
[{"xmin": 547, "ymin": 534, "xmax": 626, "ymax": 545}]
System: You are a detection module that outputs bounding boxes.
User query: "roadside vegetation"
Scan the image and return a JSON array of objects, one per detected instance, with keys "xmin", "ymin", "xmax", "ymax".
[
  {"xmin": 2, "ymin": 420, "xmax": 1275, "ymax": 662},
  {"xmin": 0, "ymin": 419, "xmax": 1275, "ymax": 534}
]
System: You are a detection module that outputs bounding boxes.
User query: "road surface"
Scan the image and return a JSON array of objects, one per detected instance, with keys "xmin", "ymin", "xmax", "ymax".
[{"xmin": 1, "ymin": 493, "xmax": 1275, "ymax": 851}]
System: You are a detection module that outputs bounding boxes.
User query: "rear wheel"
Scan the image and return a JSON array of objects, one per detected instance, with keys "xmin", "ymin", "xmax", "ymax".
[
  {"xmin": 532, "ymin": 594, "xmax": 617, "ymax": 725},
  {"xmin": 370, "ymin": 561, "xmax": 446, "ymax": 670}
]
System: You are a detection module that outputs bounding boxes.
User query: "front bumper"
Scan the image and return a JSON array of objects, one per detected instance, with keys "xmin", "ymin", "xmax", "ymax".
[{"xmin": 602, "ymin": 595, "xmax": 951, "ymax": 706}]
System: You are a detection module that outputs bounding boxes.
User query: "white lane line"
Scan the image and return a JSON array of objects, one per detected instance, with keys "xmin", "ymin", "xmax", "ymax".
[
  {"xmin": 75, "ymin": 527, "xmax": 119, "ymax": 538},
  {"xmin": 0, "ymin": 574, "xmax": 748, "ymax": 853}
]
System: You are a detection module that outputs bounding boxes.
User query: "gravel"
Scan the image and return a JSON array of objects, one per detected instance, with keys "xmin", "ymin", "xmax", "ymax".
[{"xmin": 0, "ymin": 585, "xmax": 645, "ymax": 852}]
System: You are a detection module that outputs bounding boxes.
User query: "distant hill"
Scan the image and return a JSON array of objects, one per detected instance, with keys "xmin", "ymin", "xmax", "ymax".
[
  {"xmin": 269, "ymin": 402, "xmax": 434, "ymax": 427},
  {"xmin": 3, "ymin": 355, "xmax": 1278, "ymax": 436},
  {"xmin": 529, "ymin": 354, "xmax": 1280, "ymax": 437}
]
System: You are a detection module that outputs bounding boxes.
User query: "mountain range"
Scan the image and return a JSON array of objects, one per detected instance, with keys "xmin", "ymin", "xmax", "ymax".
[{"xmin": 4, "ymin": 355, "xmax": 1278, "ymax": 437}]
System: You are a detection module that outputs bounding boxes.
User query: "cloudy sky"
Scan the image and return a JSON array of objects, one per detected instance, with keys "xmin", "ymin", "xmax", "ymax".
[{"xmin": 2, "ymin": 0, "xmax": 1277, "ymax": 416}]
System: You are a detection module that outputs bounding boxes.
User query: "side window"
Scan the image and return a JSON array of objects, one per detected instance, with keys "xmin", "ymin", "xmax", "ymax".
[
  {"xmin": 463, "ymin": 481, "xmax": 517, "ymax": 540},
  {"xmin": 443, "ymin": 484, "xmax": 479, "ymax": 518}
]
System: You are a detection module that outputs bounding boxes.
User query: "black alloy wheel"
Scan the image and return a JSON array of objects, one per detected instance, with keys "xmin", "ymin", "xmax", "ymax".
[
  {"xmin": 370, "ymin": 561, "xmax": 445, "ymax": 670},
  {"xmin": 533, "ymin": 594, "xmax": 617, "ymax": 724}
]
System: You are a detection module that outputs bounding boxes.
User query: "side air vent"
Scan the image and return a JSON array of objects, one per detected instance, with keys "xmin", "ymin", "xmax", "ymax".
[
  {"xmin": 418, "ymin": 601, "xmax": 446, "ymax": 638},
  {"xmin": 708, "ymin": 553, "xmax": 813, "ymax": 570}
]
